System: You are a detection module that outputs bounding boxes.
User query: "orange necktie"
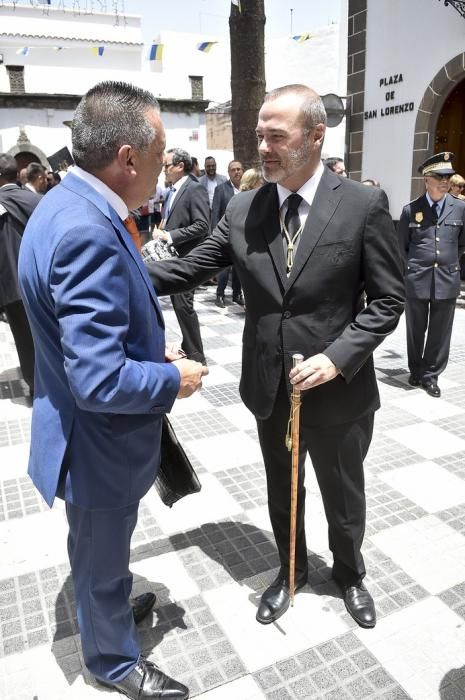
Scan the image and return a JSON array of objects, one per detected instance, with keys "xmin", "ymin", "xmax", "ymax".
[{"xmin": 123, "ymin": 216, "xmax": 142, "ymax": 251}]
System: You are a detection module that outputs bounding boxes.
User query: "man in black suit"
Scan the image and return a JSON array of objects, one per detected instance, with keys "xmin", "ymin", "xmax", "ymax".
[
  {"xmin": 154, "ymin": 148, "xmax": 210, "ymax": 362},
  {"xmin": 147, "ymin": 85, "xmax": 405, "ymax": 629},
  {"xmin": 211, "ymin": 159, "xmax": 244, "ymax": 307},
  {"xmin": 398, "ymin": 152, "xmax": 465, "ymax": 397},
  {"xmin": 0, "ymin": 153, "xmax": 41, "ymax": 395}
]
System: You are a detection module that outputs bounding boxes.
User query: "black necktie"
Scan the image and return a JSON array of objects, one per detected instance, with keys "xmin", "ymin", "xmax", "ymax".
[
  {"xmin": 285, "ymin": 193, "xmax": 303, "ymax": 238},
  {"xmin": 431, "ymin": 201, "xmax": 440, "ymax": 219},
  {"xmin": 283, "ymin": 193, "xmax": 303, "ymax": 272}
]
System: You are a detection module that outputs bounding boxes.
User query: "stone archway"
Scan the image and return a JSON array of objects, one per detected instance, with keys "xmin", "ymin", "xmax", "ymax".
[
  {"xmin": 411, "ymin": 52, "xmax": 465, "ymax": 199},
  {"xmin": 7, "ymin": 126, "xmax": 50, "ymax": 169}
]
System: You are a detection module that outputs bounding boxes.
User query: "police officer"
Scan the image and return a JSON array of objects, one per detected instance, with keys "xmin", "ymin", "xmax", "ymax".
[{"xmin": 398, "ymin": 152, "xmax": 465, "ymax": 397}]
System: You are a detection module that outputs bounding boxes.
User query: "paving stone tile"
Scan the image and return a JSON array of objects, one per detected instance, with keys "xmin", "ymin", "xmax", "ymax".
[
  {"xmin": 252, "ymin": 632, "xmax": 411, "ymax": 699},
  {"xmin": 170, "ymin": 410, "xmax": 238, "ymax": 442},
  {"xmin": 2, "ymin": 274, "xmax": 465, "ymax": 698}
]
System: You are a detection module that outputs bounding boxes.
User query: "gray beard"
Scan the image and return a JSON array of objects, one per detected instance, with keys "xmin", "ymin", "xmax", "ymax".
[{"xmin": 261, "ymin": 141, "xmax": 309, "ymax": 185}]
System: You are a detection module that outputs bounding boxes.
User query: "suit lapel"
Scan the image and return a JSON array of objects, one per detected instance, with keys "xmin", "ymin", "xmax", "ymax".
[
  {"xmin": 439, "ymin": 193, "xmax": 455, "ymax": 223},
  {"xmin": 166, "ymin": 178, "xmax": 189, "ymax": 224},
  {"xmin": 285, "ymin": 169, "xmax": 342, "ymax": 291},
  {"xmin": 260, "ymin": 185, "xmax": 287, "ymax": 288},
  {"xmin": 109, "ymin": 210, "xmax": 163, "ymax": 319}
]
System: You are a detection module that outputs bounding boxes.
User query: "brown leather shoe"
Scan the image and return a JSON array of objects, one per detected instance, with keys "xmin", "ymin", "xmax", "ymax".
[
  {"xmin": 131, "ymin": 592, "xmax": 156, "ymax": 625},
  {"xmin": 97, "ymin": 656, "xmax": 189, "ymax": 699},
  {"xmin": 256, "ymin": 573, "xmax": 307, "ymax": 624}
]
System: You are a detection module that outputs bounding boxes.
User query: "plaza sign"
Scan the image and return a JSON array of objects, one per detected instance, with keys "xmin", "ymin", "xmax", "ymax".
[{"xmin": 364, "ymin": 73, "xmax": 414, "ymax": 120}]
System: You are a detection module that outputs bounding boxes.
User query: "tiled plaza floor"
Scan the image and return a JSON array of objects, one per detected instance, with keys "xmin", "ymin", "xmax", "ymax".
[{"xmin": 1, "ymin": 287, "xmax": 465, "ymax": 700}]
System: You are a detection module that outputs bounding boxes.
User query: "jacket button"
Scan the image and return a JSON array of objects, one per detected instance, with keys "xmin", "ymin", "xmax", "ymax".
[
  {"xmin": 283, "ymin": 310, "xmax": 291, "ymax": 319},
  {"xmin": 434, "ymin": 263, "xmax": 438, "ymax": 268},
  {"xmin": 436, "ymin": 236, "xmax": 440, "ymax": 241}
]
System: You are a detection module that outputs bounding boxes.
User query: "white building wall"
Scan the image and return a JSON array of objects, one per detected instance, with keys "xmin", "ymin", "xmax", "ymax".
[{"xmin": 362, "ymin": 0, "xmax": 465, "ymax": 216}]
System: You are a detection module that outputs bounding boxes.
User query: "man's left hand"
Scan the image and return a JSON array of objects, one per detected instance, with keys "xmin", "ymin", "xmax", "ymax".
[{"xmin": 289, "ymin": 353, "xmax": 340, "ymax": 390}]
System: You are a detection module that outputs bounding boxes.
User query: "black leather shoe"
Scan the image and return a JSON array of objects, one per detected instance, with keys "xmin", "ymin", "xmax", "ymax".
[
  {"xmin": 131, "ymin": 592, "xmax": 156, "ymax": 625},
  {"xmin": 422, "ymin": 380, "xmax": 441, "ymax": 397},
  {"xmin": 232, "ymin": 294, "xmax": 244, "ymax": 306},
  {"xmin": 97, "ymin": 656, "xmax": 189, "ymax": 699},
  {"xmin": 256, "ymin": 573, "xmax": 307, "ymax": 625},
  {"xmin": 337, "ymin": 580, "xmax": 376, "ymax": 628},
  {"xmin": 215, "ymin": 296, "xmax": 225, "ymax": 308},
  {"xmin": 408, "ymin": 375, "xmax": 421, "ymax": 387}
]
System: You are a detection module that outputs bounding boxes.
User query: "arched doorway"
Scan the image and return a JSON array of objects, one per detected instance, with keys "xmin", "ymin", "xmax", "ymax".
[
  {"xmin": 14, "ymin": 151, "xmax": 40, "ymax": 171},
  {"xmin": 411, "ymin": 51, "xmax": 465, "ymax": 199},
  {"xmin": 435, "ymin": 77, "xmax": 465, "ymax": 175}
]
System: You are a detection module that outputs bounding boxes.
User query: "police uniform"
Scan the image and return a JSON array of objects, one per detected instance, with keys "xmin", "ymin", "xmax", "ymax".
[{"xmin": 398, "ymin": 152, "xmax": 465, "ymax": 396}]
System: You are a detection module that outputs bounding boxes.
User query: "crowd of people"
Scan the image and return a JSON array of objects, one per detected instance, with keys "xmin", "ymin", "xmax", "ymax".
[{"xmin": 0, "ymin": 79, "xmax": 464, "ymax": 700}]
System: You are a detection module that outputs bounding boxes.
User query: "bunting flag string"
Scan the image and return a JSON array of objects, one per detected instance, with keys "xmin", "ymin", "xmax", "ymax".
[
  {"xmin": 10, "ymin": 33, "xmax": 315, "ymax": 63},
  {"xmin": 292, "ymin": 33, "xmax": 315, "ymax": 42},
  {"xmin": 197, "ymin": 41, "xmax": 217, "ymax": 53}
]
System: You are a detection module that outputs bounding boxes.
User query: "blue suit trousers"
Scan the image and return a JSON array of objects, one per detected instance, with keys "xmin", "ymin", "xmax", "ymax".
[{"xmin": 66, "ymin": 501, "xmax": 140, "ymax": 682}]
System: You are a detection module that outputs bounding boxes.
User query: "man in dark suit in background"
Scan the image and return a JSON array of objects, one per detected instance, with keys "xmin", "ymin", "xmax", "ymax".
[
  {"xmin": 154, "ymin": 147, "xmax": 210, "ymax": 362},
  {"xmin": 398, "ymin": 152, "xmax": 465, "ymax": 397},
  {"xmin": 211, "ymin": 159, "xmax": 244, "ymax": 307},
  {"xmin": 147, "ymin": 84, "xmax": 405, "ymax": 630},
  {"xmin": 0, "ymin": 153, "xmax": 41, "ymax": 395},
  {"xmin": 19, "ymin": 81, "xmax": 206, "ymax": 700}
]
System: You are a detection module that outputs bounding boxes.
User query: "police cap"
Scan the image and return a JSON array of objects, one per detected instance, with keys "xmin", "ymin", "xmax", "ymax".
[{"xmin": 419, "ymin": 152, "xmax": 455, "ymax": 176}]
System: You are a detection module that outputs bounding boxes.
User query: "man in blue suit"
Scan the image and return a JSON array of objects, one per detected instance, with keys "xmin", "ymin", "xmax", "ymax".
[{"xmin": 18, "ymin": 81, "xmax": 206, "ymax": 699}]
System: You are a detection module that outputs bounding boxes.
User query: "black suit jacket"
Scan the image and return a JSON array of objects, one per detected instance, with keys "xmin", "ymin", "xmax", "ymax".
[
  {"xmin": 0, "ymin": 183, "xmax": 42, "ymax": 306},
  {"xmin": 211, "ymin": 180, "xmax": 234, "ymax": 230},
  {"xmin": 397, "ymin": 192, "xmax": 465, "ymax": 300},
  {"xmin": 148, "ymin": 168, "xmax": 405, "ymax": 426},
  {"xmin": 165, "ymin": 177, "xmax": 210, "ymax": 257}
]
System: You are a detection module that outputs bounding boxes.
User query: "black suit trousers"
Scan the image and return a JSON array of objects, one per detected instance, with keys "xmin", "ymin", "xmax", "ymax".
[
  {"xmin": 170, "ymin": 291, "xmax": 205, "ymax": 362},
  {"xmin": 256, "ymin": 374, "xmax": 373, "ymax": 586},
  {"xmin": 216, "ymin": 266, "xmax": 242, "ymax": 298},
  {"xmin": 5, "ymin": 299, "xmax": 35, "ymax": 392},
  {"xmin": 405, "ymin": 297, "xmax": 455, "ymax": 381}
]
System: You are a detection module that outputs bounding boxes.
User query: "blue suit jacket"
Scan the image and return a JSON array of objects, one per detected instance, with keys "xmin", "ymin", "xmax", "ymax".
[{"xmin": 18, "ymin": 172, "xmax": 180, "ymax": 509}]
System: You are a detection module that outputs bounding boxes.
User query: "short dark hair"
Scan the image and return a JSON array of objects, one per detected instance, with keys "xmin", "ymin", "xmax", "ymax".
[
  {"xmin": 167, "ymin": 148, "xmax": 192, "ymax": 174},
  {"xmin": 26, "ymin": 162, "xmax": 46, "ymax": 182},
  {"xmin": 0, "ymin": 153, "xmax": 18, "ymax": 182},
  {"xmin": 205, "ymin": 156, "xmax": 216, "ymax": 164},
  {"xmin": 72, "ymin": 81, "xmax": 160, "ymax": 172},
  {"xmin": 324, "ymin": 157, "xmax": 344, "ymax": 172}
]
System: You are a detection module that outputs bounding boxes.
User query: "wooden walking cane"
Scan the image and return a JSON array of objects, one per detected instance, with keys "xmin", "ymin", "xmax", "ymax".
[{"xmin": 285, "ymin": 353, "xmax": 304, "ymax": 606}]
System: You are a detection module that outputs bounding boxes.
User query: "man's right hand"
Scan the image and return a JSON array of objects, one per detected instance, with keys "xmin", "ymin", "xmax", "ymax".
[{"xmin": 174, "ymin": 358, "xmax": 208, "ymax": 398}]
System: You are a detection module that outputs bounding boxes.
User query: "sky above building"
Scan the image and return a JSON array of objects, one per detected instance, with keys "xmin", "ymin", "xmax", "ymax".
[{"xmin": 122, "ymin": 0, "xmax": 342, "ymax": 43}]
